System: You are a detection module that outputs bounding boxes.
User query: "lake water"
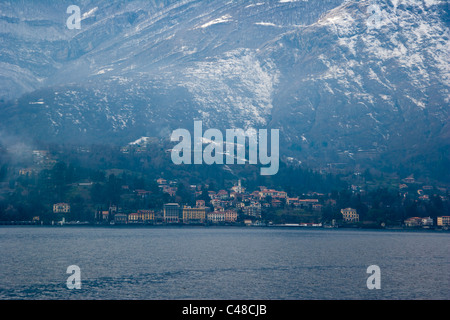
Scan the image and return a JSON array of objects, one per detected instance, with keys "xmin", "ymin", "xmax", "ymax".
[{"xmin": 0, "ymin": 226, "xmax": 448, "ymax": 300}]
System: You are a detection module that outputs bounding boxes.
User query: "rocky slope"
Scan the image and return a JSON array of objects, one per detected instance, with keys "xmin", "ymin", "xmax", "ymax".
[{"xmin": 0, "ymin": 0, "xmax": 448, "ymax": 176}]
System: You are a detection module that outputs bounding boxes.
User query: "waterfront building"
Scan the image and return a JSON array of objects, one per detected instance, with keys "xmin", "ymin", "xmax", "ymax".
[
  {"xmin": 341, "ymin": 208, "xmax": 359, "ymax": 222},
  {"xmin": 207, "ymin": 211, "xmax": 225, "ymax": 223},
  {"xmin": 182, "ymin": 206, "xmax": 208, "ymax": 224},
  {"xmin": 101, "ymin": 211, "xmax": 109, "ymax": 221},
  {"xmin": 128, "ymin": 212, "xmax": 139, "ymax": 223},
  {"xmin": 437, "ymin": 216, "xmax": 450, "ymax": 227},
  {"xmin": 421, "ymin": 217, "xmax": 434, "ymax": 227},
  {"xmin": 114, "ymin": 213, "xmax": 127, "ymax": 224},
  {"xmin": 224, "ymin": 210, "xmax": 238, "ymax": 223},
  {"xmin": 164, "ymin": 203, "xmax": 181, "ymax": 223},
  {"xmin": 95, "ymin": 210, "xmax": 110, "ymax": 222},
  {"xmin": 244, "ymin": 219, "xmax": 253, "ymax": 226},
  {"xmin": 138, "ymin": 210, "xmax": 155, "ymax": 222},
  {"xmin": 53, "ymin": 203, "xmax": 70, "ymax": 214},
  {"xmin": 243, "ymin": 203, "xmax": 262, "ymax": 218},
  {"xmin": 404, "ymin": 217, "xmax": 422, "ymax": 227}
]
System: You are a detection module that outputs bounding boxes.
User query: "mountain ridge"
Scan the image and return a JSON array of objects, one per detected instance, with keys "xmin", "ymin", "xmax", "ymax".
[{"xmin": 0, "ymin": 0, "xmax": 449, "ymax": 181}]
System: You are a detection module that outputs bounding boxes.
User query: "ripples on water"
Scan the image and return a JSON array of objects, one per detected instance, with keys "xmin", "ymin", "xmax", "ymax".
[{"xmin": 0, "ymin": 226, "xmax": 448, "ymax": 300}]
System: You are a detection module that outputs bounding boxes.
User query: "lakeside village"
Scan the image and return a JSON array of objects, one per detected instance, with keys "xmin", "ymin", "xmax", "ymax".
[
  {"xmin": 15, "ymin": 176, "xmax": 450, "ymax": 230},
  {"xmin": 1, "ymin": 146, "xmax": 449, "ymax": 230}
]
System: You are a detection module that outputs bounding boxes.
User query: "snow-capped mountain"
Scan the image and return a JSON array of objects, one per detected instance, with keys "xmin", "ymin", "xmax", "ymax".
[{"xmin": 0, "ymin": 0, "xmax": 449, "ymax": 171}]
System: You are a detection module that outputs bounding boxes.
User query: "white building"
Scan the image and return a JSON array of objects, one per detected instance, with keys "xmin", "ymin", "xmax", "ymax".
[
  {"xmin": 421, "ymin": 217, "xmax": 434, "ymax": 227},
  {"xmin": 207, "ymin": 211, "xmax": 225, "ymax": 223}
]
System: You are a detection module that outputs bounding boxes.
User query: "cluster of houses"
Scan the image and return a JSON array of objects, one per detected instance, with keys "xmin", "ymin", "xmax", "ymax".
[
  {"xmin": 92, "ymin": 202, "xmax": 237, "ymax": 225},
  {"xmin": 158, "ymin": 178, "xmax": 324, "ymax": 214},
  {"xmin": 339, "ymin": 207, "xmax": 450, "ymax": 229},
  {"xmin": 85, "ymin": 178, "xmax": 326, "ymax": 225},
  {"xmin": 162, "ymin": 202, "xmax": 238, "ymax": 224},
  {"xmin": 404, "ymin": 216, "xmax": 450, "ymax": 229},
  {"xmin": 48, "ymin": 177, "xmax": 450, "ymax": 229},
  {"xmin": 156, "ymin": 178, "xmax": 178, "ymax": 197},
  {"xmin": 51, "ymin": 202, "xmax": 450, "ymax": 229},
  {"xmin": 398, "ymin": 175, "xmax": 448, "ymax": 202},
  {"xmin": 48, "ymin": 178, "xmax": 326, "ymax": 226}
]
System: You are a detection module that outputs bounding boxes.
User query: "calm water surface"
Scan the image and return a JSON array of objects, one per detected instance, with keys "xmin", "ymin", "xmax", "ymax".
[{"xmin": 0, "ymin": 226, "xmax": 448, "ymax": 300}]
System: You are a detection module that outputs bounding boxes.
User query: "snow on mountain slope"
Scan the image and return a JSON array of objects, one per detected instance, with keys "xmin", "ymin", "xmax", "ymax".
[
  {"xmin": 262, "ymin": 0, "xmax": 449, "ymax": 165},
  {"xmin": 181, "ymin": 49, "xmax": 279, "ymax": 128},
  {"xmin": 0, "ymin": 0, "xmax": 448, "ymax": 173}
]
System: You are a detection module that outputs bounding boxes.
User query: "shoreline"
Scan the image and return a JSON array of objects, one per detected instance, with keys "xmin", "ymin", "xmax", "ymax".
[{"xmin": 0, "ymin": 222, "xmax": 448, "ymax": 233}]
